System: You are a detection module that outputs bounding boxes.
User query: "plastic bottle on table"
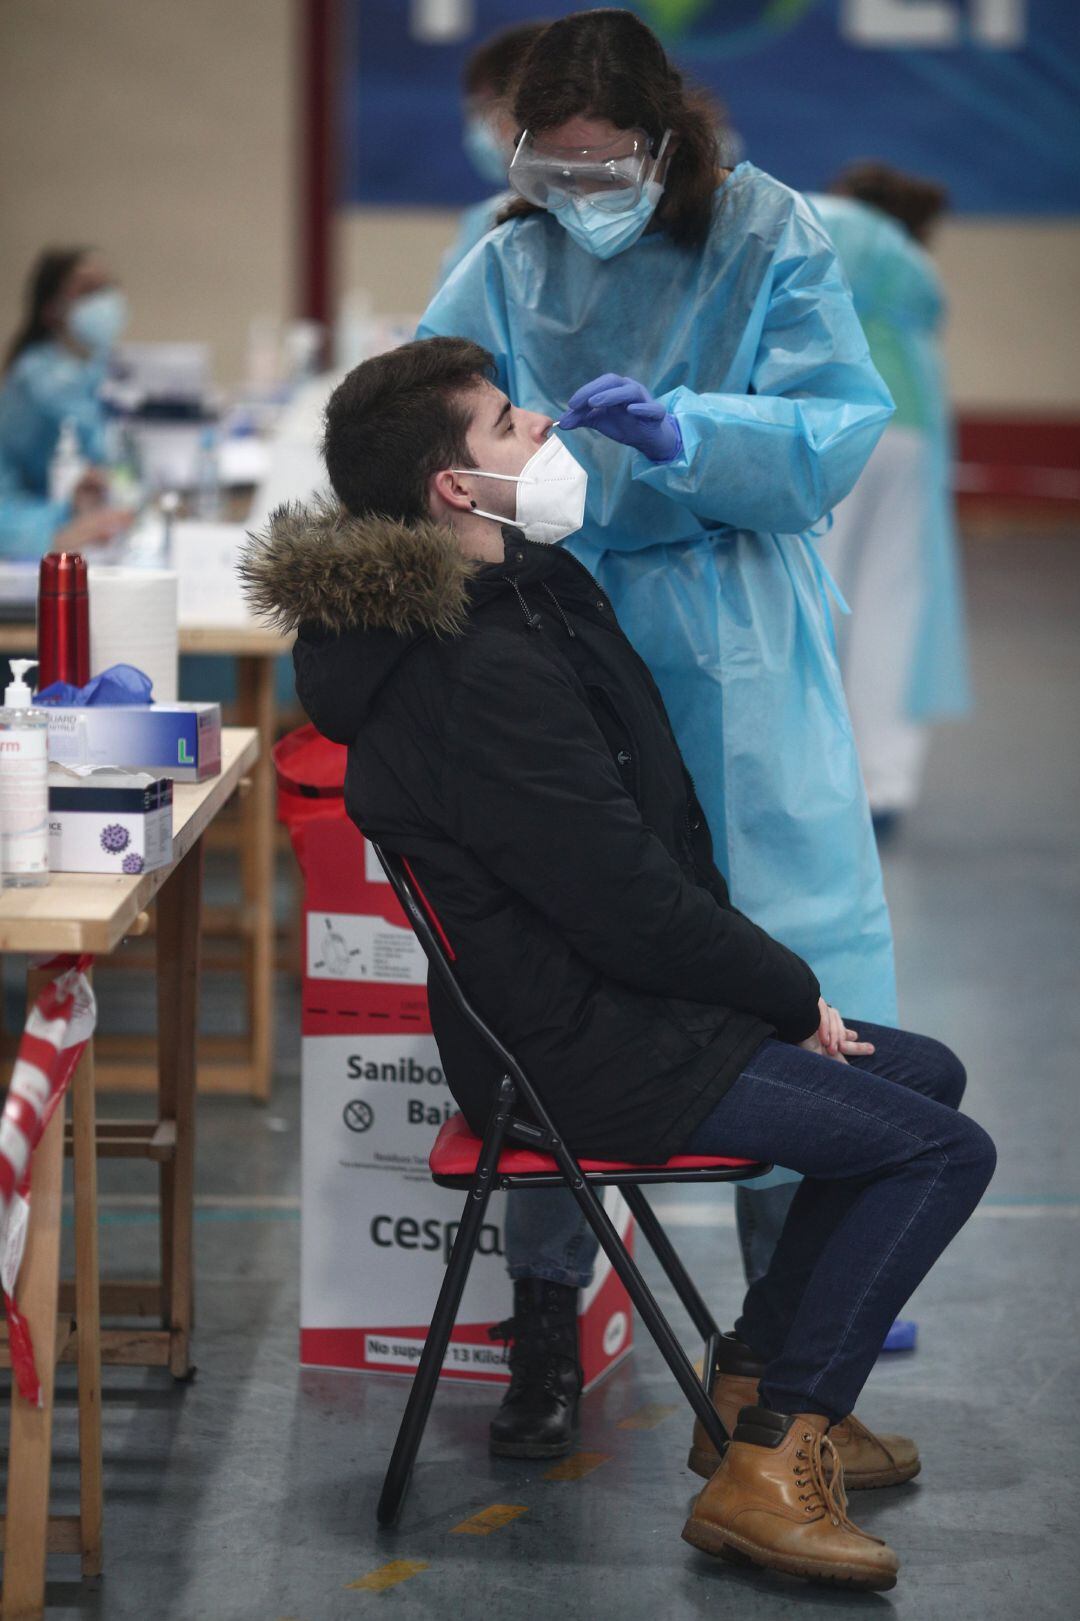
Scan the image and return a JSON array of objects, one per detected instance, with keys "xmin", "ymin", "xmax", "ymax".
[
  {"xmin": 104, "ymin": 405, "xmax": 143, "ymax": 509},
  {"xmin": 0, "ymin": 659, "xmax": 50, "ymax": 888},
  {"xmin": 194, "ymin": 426, "xmax": 221, "ymax": 520},
  {"xmin": 48, "ymin": 417, "xmax": 85, "ymax": 506}
]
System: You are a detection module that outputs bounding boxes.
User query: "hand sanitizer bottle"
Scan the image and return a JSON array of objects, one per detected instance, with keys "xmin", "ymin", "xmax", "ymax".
[
  {"xmin": 49, "ymin": 417, "xmax": 85, "ymax": 506},
  {"xmin": 0, "ymin": 659, "xmax": 50, "ymax": 888}
]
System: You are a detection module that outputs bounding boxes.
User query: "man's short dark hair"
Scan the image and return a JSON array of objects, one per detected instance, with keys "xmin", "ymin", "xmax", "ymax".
[
  {"xmin": 323, "ymin": 336, "xmax": 494, "ymax": 522},
  {"xmin": 462, "ymin": 22, "xmax": 548, "ymax": 100}
]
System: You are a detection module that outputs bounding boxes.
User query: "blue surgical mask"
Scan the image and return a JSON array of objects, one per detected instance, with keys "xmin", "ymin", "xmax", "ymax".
[
  {"xmin": 551, "ymin": 180, "xmax": 664, "ymax": 261},
  {"xmin": 66, "ymin": 287, "xmax": 129, "ymax": 355},
  {"xmin": 463, "ymin": 117, "xmax": 510, "ymax": 186}
]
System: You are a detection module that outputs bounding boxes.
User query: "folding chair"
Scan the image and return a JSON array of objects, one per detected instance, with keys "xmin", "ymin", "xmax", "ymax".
[{"xmin": 371, "ymin": 843, "xmax": 772, "ymax": 1527}]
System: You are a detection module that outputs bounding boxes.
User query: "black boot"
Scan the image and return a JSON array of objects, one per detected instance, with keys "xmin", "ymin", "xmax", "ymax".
[{"xmin": 488, "ymin": 1279, "xmax": 583, "ymax": 1459}]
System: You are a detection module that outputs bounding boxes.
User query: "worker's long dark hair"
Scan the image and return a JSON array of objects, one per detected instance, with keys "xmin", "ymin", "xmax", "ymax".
[
  {"xmin": 4, "ymin": 247, "xmax": 91, "ymax": 373},
  {"xmin": 497, "ymin": 8, "xmax": 721, "ymax": 249}
]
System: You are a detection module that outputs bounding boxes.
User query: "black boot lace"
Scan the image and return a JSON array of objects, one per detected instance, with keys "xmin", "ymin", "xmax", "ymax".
[{"xmin": 488, "ymin": 1316, "xmax": 516, "ymax": 1364}]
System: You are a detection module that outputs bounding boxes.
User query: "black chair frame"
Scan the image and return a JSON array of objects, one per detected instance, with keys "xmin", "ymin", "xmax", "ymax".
[{"xmin": 371, "ymin": 843, "xmax": 771, "ymax": 1528}]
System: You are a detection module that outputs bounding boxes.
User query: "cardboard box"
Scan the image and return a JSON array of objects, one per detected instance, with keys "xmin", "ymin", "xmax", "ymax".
[
  {"xmin": 300, "ymin": 1030, "xmax": 634, "ymax": 1385},
  {"xmin": 44, "ymin": 702, "xmax": 221, "ymax": 782},
  {"xmin": 47, "ymin": 765, "xmax": 173, "ymax": 874},
  {"xmin": 285, "ymin": 809, "xmax": 635, "ymax": 1387}
]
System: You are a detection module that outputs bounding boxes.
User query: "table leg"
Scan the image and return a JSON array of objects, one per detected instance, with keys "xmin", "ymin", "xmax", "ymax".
[
  {"xmin": 3, "ymin": 974, "xmax": 65, "ymax": 1621},
  {"xmin": 156, "ymin": 841, "xmax": 204, "ymax": 1377},
  {"xmin": 235, "ymin": 656, "xmax": 274, "ymax": 1104},
  {"xmin": 69, "ymin": 1002, "xmax": 103, "ymax": 1577}
]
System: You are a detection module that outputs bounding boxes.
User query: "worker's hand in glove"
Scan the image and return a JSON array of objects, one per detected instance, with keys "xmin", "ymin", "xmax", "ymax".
[{"xmin": 557, "ymin": 374, "xmax": 682, "ymax": 463}]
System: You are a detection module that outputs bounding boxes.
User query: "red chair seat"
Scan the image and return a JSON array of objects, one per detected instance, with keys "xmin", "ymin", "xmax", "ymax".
[{"xmin": 429, "ymin": 1109, "xmax": 759, "ymax": 1178}]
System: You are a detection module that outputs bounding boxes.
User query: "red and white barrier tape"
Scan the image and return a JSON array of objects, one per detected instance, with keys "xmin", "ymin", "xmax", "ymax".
[{"xmin": 0, "ymin": 955, "xmax": 95, "ymax": 1406}]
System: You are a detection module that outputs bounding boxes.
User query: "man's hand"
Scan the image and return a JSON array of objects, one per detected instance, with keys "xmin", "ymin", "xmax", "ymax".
[{"xmin": 800, "ymin": 996, "xmax": 875, "ymax": 1063}]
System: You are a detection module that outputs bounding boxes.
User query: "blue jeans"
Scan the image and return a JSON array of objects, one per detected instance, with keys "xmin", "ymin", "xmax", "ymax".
[
  {"xmin": 735, "ymin": 1181, "xmax": 796, "ymax": 1285},
  {"xmin": 511, "ymin": 1023, "xmax": 995, "ymax": 1421},
  {"xmin": 505, "ymin": 1177, "xmax": 796, "ymax": 1289}
]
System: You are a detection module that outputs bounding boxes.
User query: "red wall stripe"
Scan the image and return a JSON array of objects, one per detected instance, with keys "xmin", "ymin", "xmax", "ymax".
[
  {"xmin": 298, "ymin": 0, "xmax": 339, "ymax": 344},
  {"xmin": 955, "ymin": 414, "xmax": 1080, "ymax": 504}
]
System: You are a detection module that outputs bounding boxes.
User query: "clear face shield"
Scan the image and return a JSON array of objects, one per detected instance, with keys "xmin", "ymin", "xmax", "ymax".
[{"xmin": 508, "ymin": 127, "xmax": 673, "ymax": 215}]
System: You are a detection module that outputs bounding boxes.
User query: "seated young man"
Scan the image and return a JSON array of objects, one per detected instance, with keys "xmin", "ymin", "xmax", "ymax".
[{"xmin": 241, "ymin": 337, "xmax": 995, "ymax": 1592}]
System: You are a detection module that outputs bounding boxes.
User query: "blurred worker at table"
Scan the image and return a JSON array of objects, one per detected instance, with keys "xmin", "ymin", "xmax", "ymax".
[
  {"xmin": 812, "ymin": 166, "xmax": 971, "ymax": 833},
  {"xmin": 0, "ymin": 247, "xmax": 133, "ymax": 559},
  {"xmin": 436, "ymin": 21, "xmax": 549, "ymax": 290}
]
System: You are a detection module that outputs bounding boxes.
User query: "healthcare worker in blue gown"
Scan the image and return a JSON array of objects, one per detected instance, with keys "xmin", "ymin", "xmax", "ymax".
[
  {"xmin": 0, "ymin": 247, "xmax": 132, "ymax": 558},
  {"xmin": 810, "ymin": 165, "xmax": 971, "ymax": 833},
  {"xmin": 420, "ymin": 9, "xmax": 897, "ymax": 1453}
]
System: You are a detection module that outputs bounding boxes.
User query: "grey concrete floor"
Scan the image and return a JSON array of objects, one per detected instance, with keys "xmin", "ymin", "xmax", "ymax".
[{"xmin": 4, "ymin": 528, "xmax": 1079, "ymax": 1620}]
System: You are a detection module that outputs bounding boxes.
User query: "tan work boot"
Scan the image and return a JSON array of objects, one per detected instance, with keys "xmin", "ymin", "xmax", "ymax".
[
  {"xmin": 827, "ymin": 1413, "xmax": 921, "ymax": 1489},
  {"xmin": 682, "ymin": 1407, "xmax": 900, "ymax": 1591},
  {"xmin": 686, "ymin": 1334, "xmax": 763, "ymax": 1478},
  {"xmin": 687, "ymin": 1337, "xmax": 921, "ymax": 1489}
]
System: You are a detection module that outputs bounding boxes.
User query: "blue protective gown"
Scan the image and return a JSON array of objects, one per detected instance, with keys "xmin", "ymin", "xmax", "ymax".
[
  {"xmin": 808, "ymin": 194, "xmax": 971, "ymax": 720},
  {"xmin": 0, "ymin": 340, "xmax": 108, "ymax": 558},
  {"xmin": 436, "ymin": 191, "xmax": 511, "ymax": 291},
  {"xmin": 420, "ymin": 162, "xmax": 898, "ymax": 1024}
]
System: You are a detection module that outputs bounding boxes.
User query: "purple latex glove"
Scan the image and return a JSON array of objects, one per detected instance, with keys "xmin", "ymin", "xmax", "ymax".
[{"xmin": 557, "ymin": 373, "xmax": 682, "ymax": 463}]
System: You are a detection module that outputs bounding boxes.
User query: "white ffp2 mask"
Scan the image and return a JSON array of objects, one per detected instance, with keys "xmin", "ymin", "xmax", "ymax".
[{"xmin": 452, "ymin": 433, "xmax": 587, "ymax": 546}]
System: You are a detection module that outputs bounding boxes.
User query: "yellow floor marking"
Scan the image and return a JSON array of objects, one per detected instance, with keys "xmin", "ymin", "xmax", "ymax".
[
  {"xmin": 543, "ymin": 1450, "xmax": 610, "ymax": 1482},
  {"xmin": 451, "ymin": 1503, "xmax": 529, "ymax": 1536},
  {"xmin": 345, "ymin": 1560, "xmax": 429, "ymax": 1592},
  {"xmin": 617, "ymin": 1402, "xmax": 679, "ymax": 1431}
]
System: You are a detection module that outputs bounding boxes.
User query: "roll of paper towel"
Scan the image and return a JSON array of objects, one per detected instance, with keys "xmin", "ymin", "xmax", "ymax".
[{"xmin": 88, "ymin": 567, "xmax": 179, "ymax": 703}]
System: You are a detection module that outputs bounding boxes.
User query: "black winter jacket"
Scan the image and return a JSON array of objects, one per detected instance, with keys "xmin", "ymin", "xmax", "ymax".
[{"xmin": 242, "ymin": 504, "xmax": 821, "ymax": 1161}]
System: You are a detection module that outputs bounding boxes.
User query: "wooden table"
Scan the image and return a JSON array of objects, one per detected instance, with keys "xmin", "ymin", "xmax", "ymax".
[
  {"xmin": 0, "ymin": 727, "xmax": 258, "ymax": 1621},
  {"xmin": 0, "ymin": 621, "xmax": 291, "ymax": 1101}
]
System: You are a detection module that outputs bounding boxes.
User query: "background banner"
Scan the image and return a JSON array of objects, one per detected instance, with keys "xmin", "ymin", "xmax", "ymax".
[{"xmin": 344, "ymin": 0, "xmax": 1080, "ymax": 214}]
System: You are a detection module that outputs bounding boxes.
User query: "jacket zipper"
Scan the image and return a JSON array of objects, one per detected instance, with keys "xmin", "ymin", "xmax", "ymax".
[{"xmin": 540, "ymin": 583, "xmax": 576, "ymax": 638}]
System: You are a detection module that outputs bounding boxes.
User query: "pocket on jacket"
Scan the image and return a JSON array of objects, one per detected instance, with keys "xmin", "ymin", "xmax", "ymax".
[{"xmin": 585, "ymin": 685, "xmax": 640, "ymax": 800}]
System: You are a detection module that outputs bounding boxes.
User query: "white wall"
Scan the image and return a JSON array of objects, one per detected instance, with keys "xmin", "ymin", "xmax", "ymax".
[
  {"xmin": 934, "ymin": 220, "xmax": 1080, "ymax": 413},
  {"xmin": 0, "ymin": 0, "xmax": 294, "ymax": 388}
]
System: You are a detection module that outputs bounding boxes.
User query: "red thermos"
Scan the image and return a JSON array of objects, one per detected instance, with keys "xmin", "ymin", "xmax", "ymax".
[{"xmin": 37, "ymin": 552, "xmax": 90, "ymax": 689}]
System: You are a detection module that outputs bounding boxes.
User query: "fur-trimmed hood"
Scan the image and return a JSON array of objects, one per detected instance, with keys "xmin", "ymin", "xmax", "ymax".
[
  {"xmin": 239, "ymin": 497, "xmax": 484, "ymax": 743},
  {"xmin": 239, "ymin": 496, "xmax": 477, "ymax": 638}
]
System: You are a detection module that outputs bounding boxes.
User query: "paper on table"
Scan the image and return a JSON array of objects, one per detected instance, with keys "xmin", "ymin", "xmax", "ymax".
[
  {"xmin": 0, "ymin": 560, "xmax": 40, "ymax": 608},
  {"xmin": 172, "ymin": 521, "xmax": 254, "ymax": 627},
  {"xmin": 49, "ymin": 763, "xmax": 158, "ymax": 788},
  {"xmin": 88, "ymin": 566, "xmax": 178, "ymax": 702}
]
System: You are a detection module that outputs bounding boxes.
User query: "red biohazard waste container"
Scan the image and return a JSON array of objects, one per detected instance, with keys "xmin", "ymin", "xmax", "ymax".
[
  {"xmin": 273, "ymin": 722, "xmax": 349, "ymax": 814},
  {"xmin": 274, "ymin": 725, "xmax": 634, "ymax": 1385}
]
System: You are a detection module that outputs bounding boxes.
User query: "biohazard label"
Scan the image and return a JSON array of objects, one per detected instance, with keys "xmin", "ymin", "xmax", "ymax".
[{"xmin": 306, "ymin": 911, "xmax": 427, "ymax": 984}]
